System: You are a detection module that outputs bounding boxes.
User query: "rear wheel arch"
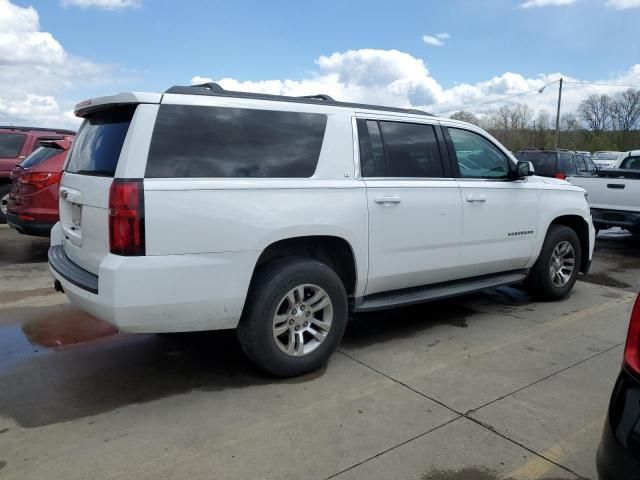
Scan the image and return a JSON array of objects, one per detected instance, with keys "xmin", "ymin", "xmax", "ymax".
[
  {"xmin": 545, "ymin": 215, "xmax": 590, "ymax": 273},
  {"xmin": 249, "ymin": 235, "xmax": 358, "ymax": 297}
]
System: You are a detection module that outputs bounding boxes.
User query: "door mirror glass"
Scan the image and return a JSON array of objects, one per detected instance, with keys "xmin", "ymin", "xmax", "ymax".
[{"xmin": 516, "ymin": 161, "xmax": 534, "ymax": 178}]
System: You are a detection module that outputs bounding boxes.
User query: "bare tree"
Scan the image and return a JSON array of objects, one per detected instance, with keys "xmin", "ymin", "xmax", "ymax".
[
  {"xmin": 496, "ymin": 105, "xmax": 511, "ymax": 131},
  {"xmin": 449, "ymin": 110, "xmax": 480, "ymax": 126},
  {"xmin": 560, "ymin": 112, "xmax": 580, "ymax": 132},
  {"xmin": 611, "ymin": 88, "xmax": 640, "ymax": 132},
  {"xmin": 508, "ymin": 104, "xmax": 533, "ymax": 130},
  {"xmin": 578, "ymin": 94, "xmax": 613, "ymax": 133}
]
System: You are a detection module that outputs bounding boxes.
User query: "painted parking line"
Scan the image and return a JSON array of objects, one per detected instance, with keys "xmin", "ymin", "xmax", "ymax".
[
  {"xmin": 398, "ymin": 295, "xmax": 635, "ymax": 385},
  {"xmin": 506, "ymin": 415, "xmax": 605, "ymax": 479}
]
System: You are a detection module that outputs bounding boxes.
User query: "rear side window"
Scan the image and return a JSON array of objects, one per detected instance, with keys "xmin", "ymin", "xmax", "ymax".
[
  {"xmin": 145, "ymin": 105, "xmax": 327, "ymax": 178},
  {"xmin": 0, "ymin": 133, "xmax": 26, "ymax": 158},
  {"xmin": 20, "ymin": 146, "xmax": 63, "ymax": 168},
  {"xmin": 558, "ymin": 153, "xmax": 576, "ymax": 175},
  {"xmin": 517, "ymin": 151, "xmax": 557, "ymax": 177},
  {"xmin": 66, "ymin": 106, "xmax": 136, "ymax": 177}
]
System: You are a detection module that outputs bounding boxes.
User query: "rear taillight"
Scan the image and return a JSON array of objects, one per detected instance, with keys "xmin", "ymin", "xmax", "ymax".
[
  {"xmin": 555, "ymin": 172, "xmax": 567, "ymax": 180},
  {"xmin": 624, "ymin": 293, "xmax": 640, "ymax": 375},
  {"xmin": 19, "ymin": 172, "xmax": 61, "ymax": 189},
  {"xmin": 108, "ymin": 179, "xmax": 145, "ymax": 256}
]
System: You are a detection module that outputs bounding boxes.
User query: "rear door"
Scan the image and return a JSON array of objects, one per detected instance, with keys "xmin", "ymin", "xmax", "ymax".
[
  {"xmin": 59, "ymin": 105, "xmax": 137, "ymax": 275},
  {"xmin": 358, "ymin": 117, "xmax": 464, "ymax": 295}
]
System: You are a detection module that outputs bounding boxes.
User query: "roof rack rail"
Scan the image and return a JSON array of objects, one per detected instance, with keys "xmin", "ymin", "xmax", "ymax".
[
  {"xmin": 0, "ymin": 125, "xmax": 76, "ymax": 135},
  {"xmin": 164, "ymin": 83, "xmax": 434, "ymax": 117}
]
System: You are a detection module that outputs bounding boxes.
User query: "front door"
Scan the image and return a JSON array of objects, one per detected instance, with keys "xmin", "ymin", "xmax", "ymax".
[{"xmin": 443, "ymin": 125, "xmax": 539, "ymax": 277}]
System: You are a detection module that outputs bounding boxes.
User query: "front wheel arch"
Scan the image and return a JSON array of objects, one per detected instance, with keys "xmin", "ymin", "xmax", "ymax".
[{"xmin": 542, "ymin": 215, "xmax": 590, "ymax": 274}]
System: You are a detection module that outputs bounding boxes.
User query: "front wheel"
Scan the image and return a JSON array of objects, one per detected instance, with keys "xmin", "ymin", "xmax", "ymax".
[
  {"xmin": 237, "ymin": 259, "xmax": 348, "ymax": 377},
  {"xmin": 526, "ymin": 225, "xmax": 581, "ymax": 300}
]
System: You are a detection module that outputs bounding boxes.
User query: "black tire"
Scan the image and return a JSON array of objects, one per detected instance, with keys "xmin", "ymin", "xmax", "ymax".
[
  {"xmin": 526, "ymin": 225, "xmax": 581, "ymax": 300},
  {"xmin": 0, "ymin": 184, "xmax": 11, "ymax": 224},
  {"xmin": 237, "ymin": 258, "xmax": 348, "ymax": 377}
]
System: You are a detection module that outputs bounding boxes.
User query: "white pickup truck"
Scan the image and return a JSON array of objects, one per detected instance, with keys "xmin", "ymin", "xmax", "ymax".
[{"xmin": 571, "ymin": 167, "xmax": 640, "ymax": 234}]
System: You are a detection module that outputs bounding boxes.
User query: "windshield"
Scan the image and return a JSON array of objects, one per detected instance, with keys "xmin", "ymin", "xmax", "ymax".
[
  {"xmin": 517, "ymin": 151, "xmax": 557, "ymax": 177},
  {"xmin": 0, "ymin": 133, "xmax": 26, "ymax": 158},
  {"xmin": 20, "ymin": 146, "xmax": 63, "ymax": 168},
  {"xmin": 592, "ymin": 152, "xmax": 620, "ymax": 161}
]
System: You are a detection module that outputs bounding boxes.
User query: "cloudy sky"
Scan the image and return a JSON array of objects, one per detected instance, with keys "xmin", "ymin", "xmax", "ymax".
[{"xmin": 1, "ymin": 0, "xmax": 639, "ymax": 128}]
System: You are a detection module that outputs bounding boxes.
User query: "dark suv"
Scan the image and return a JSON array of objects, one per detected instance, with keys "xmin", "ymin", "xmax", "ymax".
[
  {"xmin": 0, "ymin": 126, "xmax": 75, "ymax": 223},
  {"xmin": 516, "ymin": 149, "xmax": 598, "ymax": 180}
]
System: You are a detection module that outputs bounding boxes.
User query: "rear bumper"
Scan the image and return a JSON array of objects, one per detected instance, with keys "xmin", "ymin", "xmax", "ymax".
[
  {"xmin": 596, "ymin": 369, "xmax": 640, "ymax": 480},
  {"xmin": 592, "ymin": 208, "xmax": 640, "ymax": 231},
  {"xmin": 48, "ymin": 242, "xmax": 259, "ymax": 333},
  {"xmin": 6, "ymin": 212, "xmax": 54, "ymax": 237}
]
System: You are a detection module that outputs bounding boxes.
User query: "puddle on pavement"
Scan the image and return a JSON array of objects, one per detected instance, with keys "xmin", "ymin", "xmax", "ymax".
[
  {"xmin": 343, "ymin": 298, "xmax": 474, "ymax": 349},
  {"xmin": 422, "ymin": 467, "xmax": 573, "ymax": 480}
]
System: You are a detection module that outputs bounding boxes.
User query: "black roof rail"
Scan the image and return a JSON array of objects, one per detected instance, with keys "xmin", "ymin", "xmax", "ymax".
[
  {"xmin": 164, "ymin": 83, "xmax": 434, "ymax": 117},
  {"xmin": 0, "ymin": 125, "xmax": 76, "ymax": 135}
]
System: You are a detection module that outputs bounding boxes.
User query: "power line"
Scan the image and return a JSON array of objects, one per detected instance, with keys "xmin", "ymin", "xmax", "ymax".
[
  {"xmin": 564, "ymin": 80, "xmax": 640, "ymax": 88},
  {"xmin": 434, "ymin": 80, "xmax": 560, "ymax": 114}
]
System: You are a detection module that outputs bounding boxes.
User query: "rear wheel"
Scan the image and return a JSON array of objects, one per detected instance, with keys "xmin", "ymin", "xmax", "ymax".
[
  {"xmin": 526, "ymin": 225, "xmax": 581, "ymax": 300},
  {"xmin": 237, "ymin": 258, "xmax": 347, "ymax": 377},
  {"xmin": 0, "ymin": 184, "xmax": 11, "ymax": 224}
]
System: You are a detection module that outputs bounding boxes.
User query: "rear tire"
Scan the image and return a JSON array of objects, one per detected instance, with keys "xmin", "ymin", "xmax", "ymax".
[
  {"xmin": 0, "ymin": 184, "xmax": 11, "ymax": 224},
  {"xmin": 237, "ymin": 258, "xmax": 348, "ymax": 377},
  {"xmin": 526, "ymin": 225, "xmax": 581, "ymax": 300}
]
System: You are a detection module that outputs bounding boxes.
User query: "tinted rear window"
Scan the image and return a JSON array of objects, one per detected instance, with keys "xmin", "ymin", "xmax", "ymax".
[
  {"xmin": 20, "ymin": 146, "xmax": 63, "ymax": 168},
  {"xmin": 0, "ymin": 133, "xmax": 26, "ymax": 158},
  {"xmin": 517, "ymin": 151, "xmax": 557, "ymax": 177},
  {"xmin": 145, "ymin": 105, "xmax": 327, "ymax": 178},
  {"xmin": 66, "ymin": 106, "xmax": 136, "ymax": 177}
]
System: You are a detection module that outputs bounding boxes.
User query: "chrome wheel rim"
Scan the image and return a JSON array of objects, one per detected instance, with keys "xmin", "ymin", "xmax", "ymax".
[
  {"xmin": 272, "ymin": 284, "xmax": 333, "ymax": 357},
  {"xmin": 0, "ymin": 193, "xmax": 8, "ymax": 216},
  {"xmin": 549, "ymin": 240, "xmax": 575, "ymax": 287}
]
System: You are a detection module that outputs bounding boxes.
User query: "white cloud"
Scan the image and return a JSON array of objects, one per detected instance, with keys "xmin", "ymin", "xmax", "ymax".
[
  {"xmin": 0, "ymin": 0, "xmax": 117, "ymax": 128},
  {"xmin": 520, "ymin": 0, "xmax": 576, "ymax": 8},
  {"xmin": 191, "ymin": 49, "xmax": 640, "ymax": 122},
  {"xmin": 61, "ymin": 0, "xmax": 141, "ymax": 10},
  {"xmin": 423, "ymin": 33, "xmax": 450, "ymax": 46},
  {"xmin": 605, "ymin": 0, "xmax": 640, "ymax": 8}
]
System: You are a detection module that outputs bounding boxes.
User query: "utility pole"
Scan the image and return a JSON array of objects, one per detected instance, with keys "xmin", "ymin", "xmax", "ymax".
[{"xmin": 554, "ymin": 77, "xmax": 563, "ymax": 150}]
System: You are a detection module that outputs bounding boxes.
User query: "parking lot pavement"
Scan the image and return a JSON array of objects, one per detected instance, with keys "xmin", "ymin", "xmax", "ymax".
[{"xmin": 0, "ymin": 224, "xmax": 637, "ymax": 480}]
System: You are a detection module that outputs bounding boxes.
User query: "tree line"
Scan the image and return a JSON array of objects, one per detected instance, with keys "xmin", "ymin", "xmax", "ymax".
[{"xmin": 450, "ymin": 88, "xmax": 640, "ymax": 153}]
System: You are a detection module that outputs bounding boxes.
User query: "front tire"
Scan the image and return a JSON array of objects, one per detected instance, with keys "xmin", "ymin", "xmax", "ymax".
[
  {"xmin": 526, "ymin": 225, "xmax": 581, "ymax": 300},
  {"xmin": 237, "ymin": 259, "xmax": 348, "ymax": 377}
]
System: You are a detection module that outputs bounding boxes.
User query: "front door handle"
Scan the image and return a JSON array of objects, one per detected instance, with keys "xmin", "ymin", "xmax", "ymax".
[
  {"xmin": 465, "ymin": 194, "xmax": 487, "ymax": 203},
  {"xmin": 374, "ymin": 196, "xmax": 401, "ymax": 205}
]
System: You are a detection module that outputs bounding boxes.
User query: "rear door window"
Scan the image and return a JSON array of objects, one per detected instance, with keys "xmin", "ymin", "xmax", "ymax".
[
  {"xmin": 20, "ymin": 146, "xmax": 63, "ymax": 168},
  {"xmin": 66, "ymin": 105, "xmax": 136, "ymax": 177},
  {"xmin": 0, "ymin": 133, "xmax": 26, "ymax": 158},
  {"xmin": 146, "ymin": 105, "xmax": 327, "ymax": 178},
  {"xmin": 379, "ymin": 121, "xmax": 444, "ymax": 178}
]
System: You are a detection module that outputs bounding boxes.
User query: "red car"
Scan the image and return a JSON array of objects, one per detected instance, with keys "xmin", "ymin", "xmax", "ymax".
[
  {"xmin": 0, "ymin": 126, "xmax": 76, "ymax": 223},
  {"xmin": 6, "ymin": 138, "xmax": 73, "ymax": 237}
]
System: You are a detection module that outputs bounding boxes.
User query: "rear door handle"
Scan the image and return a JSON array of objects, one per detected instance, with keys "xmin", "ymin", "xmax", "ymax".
[
  {"xmin": 374, "ymin": 196, "xmax": 401, "ymax": 205},
  {"xmin": 465, "ymin": 194, "xmax": 487, "ymax": 203},
  {"xmin": 607, "ymin": 184, "xmax": 625, "ymax": 189}
]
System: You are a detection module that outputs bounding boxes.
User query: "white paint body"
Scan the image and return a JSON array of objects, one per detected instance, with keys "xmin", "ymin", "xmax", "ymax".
[{"xmin": 50, "ymin": 92, "xmax": 595, "ymax": 333}]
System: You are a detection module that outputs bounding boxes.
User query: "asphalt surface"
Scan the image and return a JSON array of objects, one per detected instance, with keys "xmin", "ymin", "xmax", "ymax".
[{"xmin": 0, "ymin": 224, "xmax": 637, "ymax": 480}]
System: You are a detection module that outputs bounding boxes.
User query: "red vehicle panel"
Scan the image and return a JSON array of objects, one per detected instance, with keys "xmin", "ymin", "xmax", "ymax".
[{"xmin": 7, "ymin": 137, "xmax": 73, "ymax": 237}]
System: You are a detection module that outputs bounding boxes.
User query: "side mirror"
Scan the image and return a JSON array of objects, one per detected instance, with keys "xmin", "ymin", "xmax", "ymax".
[{"xmin": 515, "ymin": 161, "xmax": 535, "ymax": 179}]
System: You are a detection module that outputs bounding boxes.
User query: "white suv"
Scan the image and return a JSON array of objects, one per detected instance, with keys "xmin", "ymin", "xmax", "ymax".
[{"xmin": 49, "ymin": 83, "xmax": 595, "ymax": 377}]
